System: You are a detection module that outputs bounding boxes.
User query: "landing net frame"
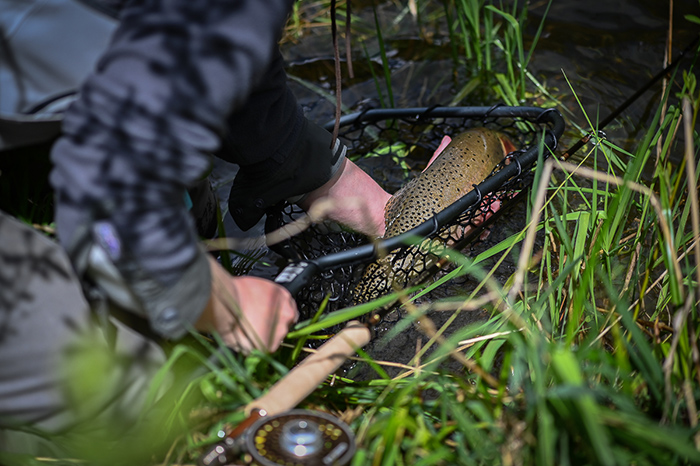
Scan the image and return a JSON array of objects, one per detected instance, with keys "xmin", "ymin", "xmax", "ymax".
[{"xmin": 270, "ymin": 105, "xmax": 564, "ymax": 318}]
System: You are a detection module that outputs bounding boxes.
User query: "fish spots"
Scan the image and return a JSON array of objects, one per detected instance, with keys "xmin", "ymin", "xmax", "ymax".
[{"xmin": 352, "ymin": 127, "xmax": 512, "ymax": 304}]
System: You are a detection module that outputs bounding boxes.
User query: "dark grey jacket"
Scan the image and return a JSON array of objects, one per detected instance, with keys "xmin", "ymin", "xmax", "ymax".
[{"xmin": 2, "ymin": 0, "xmax": 343, "ymax": 339}]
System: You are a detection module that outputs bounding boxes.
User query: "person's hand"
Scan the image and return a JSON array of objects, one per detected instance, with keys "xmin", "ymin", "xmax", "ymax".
[
  {"xmin": 195, "ymin": 256, "xmax": 298, "ymax": 353},
  {"xmin": 299, "ymin": 158, "xmax": 392, "ymax": 237},
  {"xmin": 298, "ymin": 141, "xmax": 457, "ymax": 237}
]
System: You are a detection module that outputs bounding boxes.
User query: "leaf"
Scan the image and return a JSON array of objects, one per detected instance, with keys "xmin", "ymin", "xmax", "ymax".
[
  {"xmin": 684, "ymin": 14, "xmax": 700, "ymax": 25},
  {"xmin": 551, "ymin": 348, "xmax": 615, "ymax": 466}
]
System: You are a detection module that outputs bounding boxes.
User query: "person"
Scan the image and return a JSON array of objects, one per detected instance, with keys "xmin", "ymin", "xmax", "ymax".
[{"xmin": 0, "ymin": 0, "xmax": 391, "ymax": 459}]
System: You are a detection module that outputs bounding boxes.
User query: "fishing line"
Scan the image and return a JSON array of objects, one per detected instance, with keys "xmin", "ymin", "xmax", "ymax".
[{"xmin": 560, "ymin": 33, "xmax": 699, "ymax": 161}]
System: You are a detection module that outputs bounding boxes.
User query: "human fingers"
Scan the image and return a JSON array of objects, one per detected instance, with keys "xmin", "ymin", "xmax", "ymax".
[
  {"xmin": 222, "ymin": 276, "xmax": 298, "ymax": 353},
  {"xmin": 198, "ymin": 258, "xmax": 298, "ymax": 353}
]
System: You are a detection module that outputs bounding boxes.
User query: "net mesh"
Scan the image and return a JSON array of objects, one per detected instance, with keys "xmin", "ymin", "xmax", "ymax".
[{"xmin": 266, "ymin": 108, "xmax": 556, "ymax": 323}]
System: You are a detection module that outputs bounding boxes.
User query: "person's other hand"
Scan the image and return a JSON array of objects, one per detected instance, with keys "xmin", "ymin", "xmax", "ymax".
[
  {"xmin": 299, "ymin": 158, "xmax": 392, "ymax": 237},
  {"xmin": 195, "ymin": 256, "xmax": 298, "ymax": 353}
]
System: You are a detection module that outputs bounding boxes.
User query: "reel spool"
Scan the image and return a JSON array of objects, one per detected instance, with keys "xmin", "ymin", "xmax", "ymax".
[{"xmin": 246, "ymin": 410, "xmax": 355, "ymax": 466}]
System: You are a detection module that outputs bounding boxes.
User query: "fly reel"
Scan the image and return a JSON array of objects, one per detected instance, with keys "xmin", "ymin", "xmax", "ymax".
[
  {"xmin": 198, "ymin": 409, "xmax": 355, "ymax": 466},
  {"xmin": 246, "ymin": 410, "xmax": 355, "ymax": 466}
]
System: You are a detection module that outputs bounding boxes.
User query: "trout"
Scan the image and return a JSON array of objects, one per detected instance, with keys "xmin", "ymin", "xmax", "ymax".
[{"xmin": 351, "ymin": 127, "xmax": 514, "ymax": 305}]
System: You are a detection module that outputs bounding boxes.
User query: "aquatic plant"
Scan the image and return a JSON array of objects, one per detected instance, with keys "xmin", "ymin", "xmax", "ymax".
[{"xmin": 452, "ymin": 0, "xmax": 551, "ymax": 105}]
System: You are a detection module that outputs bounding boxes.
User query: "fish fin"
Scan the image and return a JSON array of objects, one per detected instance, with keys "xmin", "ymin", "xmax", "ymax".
[
  {"xmin": 500, "ymin": 135, "xmax": 517, "ymax": 155},
  {"xmin": 423, "ymin": 135, "xmax": 452, "ymax": 172}
]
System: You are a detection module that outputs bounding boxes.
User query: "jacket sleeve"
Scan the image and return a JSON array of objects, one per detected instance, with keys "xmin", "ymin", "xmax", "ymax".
[{"xmin": 50, "ymin": 0, "xmax": 294, "ymax": 339}]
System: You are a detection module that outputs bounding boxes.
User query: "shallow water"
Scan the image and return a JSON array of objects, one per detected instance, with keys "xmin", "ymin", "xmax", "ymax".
[{"xmin": 221, "ymin": 0, "xmax": 699, "ymax": 370}]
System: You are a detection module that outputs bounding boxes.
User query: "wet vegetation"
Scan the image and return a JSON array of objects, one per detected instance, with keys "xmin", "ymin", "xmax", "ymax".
[{"xmin": 7, "ymin": 1, "xmax": 700, "ymax": 465}]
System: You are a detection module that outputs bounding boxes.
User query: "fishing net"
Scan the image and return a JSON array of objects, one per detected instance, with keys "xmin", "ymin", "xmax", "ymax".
[{"xmin": 266, "ymin": 106, "xmax": 563, "ymax": 323}]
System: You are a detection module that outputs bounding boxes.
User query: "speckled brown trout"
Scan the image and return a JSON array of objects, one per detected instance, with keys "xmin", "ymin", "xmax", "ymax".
[{"xmin": 351, "ymin": 127, "xmax": 515, "ymax": 305}]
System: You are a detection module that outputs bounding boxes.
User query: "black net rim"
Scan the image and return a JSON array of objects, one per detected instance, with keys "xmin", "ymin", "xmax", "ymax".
[{"xmin": 275, "ymin": 105, "xmax": 564, "ymax": 295}]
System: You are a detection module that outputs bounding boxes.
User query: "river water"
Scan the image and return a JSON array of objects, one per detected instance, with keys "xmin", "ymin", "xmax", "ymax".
[{"xmin": 215, "ymin": 0, "xmax": 699, "ymax": 371}]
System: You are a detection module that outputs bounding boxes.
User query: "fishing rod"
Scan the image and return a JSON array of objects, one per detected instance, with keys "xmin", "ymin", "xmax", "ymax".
[
  {"xmin": 560, "ymin": 33, "xmax": 699, "ymax": 161},
  {"xmin": 197, "ymin": 35, "xmax": 699, "ymax": 466}
]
